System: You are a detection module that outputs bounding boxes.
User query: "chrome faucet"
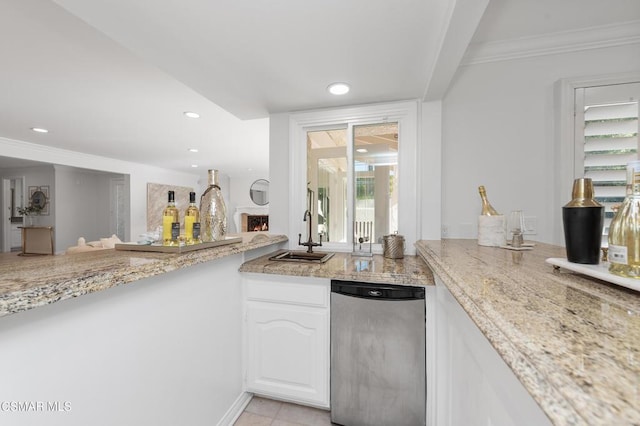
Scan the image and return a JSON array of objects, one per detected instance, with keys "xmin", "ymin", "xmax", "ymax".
[{"xmin": 299, "ymin": 209, "xmax": 322, "ymax": 253}]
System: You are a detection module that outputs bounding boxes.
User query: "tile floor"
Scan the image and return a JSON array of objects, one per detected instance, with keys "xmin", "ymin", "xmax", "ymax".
[{"xmin": 233, "ymin": 396, "xmax": 332, "ymax": 426}]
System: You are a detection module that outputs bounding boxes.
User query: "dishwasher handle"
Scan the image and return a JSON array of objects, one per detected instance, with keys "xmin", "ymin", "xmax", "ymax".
[{"xmin": 331, "ymin": 280, "xmax": 425, "ymax": 301}]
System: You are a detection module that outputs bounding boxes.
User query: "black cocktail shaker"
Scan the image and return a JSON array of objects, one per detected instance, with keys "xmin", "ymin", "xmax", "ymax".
[{"xmin": 562, "ymin": 178, "xmax": 604, "ymax": 264}]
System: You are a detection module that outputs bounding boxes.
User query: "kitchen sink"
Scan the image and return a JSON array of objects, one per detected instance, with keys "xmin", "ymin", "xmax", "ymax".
[{"xmin": 269, "ymin": 251, "xmax": 335, "ymax": 263}]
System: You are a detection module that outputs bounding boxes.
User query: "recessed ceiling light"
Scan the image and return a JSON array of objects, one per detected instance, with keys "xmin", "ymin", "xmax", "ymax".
[
  {"xmin": 356, "ymin": 148, "xmax": 368, "ymax": 153},
  {"xmin": 184, "ymin": 111, "xmax": 200, "ymax": 119},
  {"xmin": 188, "ymin": 148, "xmax": 199, "ymax": 153},
  {"xmin": 327, "ymin": 82, "xmax": 350, "ymax": 95},
  {"xmin": 191, "ymin": 164, "xmax": 198, "ymax": 168},
  {"xmin": 31, "ymin": 127, "xmax": 48, "ymax": 133}
]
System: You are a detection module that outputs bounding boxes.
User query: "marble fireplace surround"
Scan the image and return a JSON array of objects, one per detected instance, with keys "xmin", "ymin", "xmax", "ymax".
[{"xmin": 147, "ymin": 183, "xmax": 193, "ymax": 232}]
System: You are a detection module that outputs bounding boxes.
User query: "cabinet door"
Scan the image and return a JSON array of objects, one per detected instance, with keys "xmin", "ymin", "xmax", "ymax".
[
  {"xmin": 435, "ymin": 276, "xmax": 551, "ymax": 426},
  {"xmin": 245, "ymin": 301, "xmax": 329, "ymax": 407}
]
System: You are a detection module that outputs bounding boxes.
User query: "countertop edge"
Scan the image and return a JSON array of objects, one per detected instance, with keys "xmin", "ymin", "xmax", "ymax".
[
  {"xmin": 239, "ymin": 249, "xmax": 434, "ymax": 286},
  {"xmin": 415, "ymin": 241, "xmax": 585, "ymax": 426},
  {"xmin": 0, "ymin": 234, "xmax": 288, "ymax": 319}
]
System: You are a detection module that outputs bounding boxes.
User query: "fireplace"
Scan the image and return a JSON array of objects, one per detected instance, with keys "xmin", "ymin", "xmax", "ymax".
[
  {"xmin": 233, "ymin": 206, "xmax": 269, "ymax": 233},
  {"xmin": 242, "ymin": 214, "xmax": 269, "ymax": 232}
]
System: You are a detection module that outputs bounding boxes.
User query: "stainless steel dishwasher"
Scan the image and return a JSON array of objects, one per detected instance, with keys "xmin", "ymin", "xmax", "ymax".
[{"xmin": 331, "ymin": 280, "xmax": 426, "ymax": 426}]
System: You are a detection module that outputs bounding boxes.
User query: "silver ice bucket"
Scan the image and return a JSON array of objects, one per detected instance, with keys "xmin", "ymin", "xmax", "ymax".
[{"xmin": 382, "ymin": 233, "xmax": 405, "ymax": 259}]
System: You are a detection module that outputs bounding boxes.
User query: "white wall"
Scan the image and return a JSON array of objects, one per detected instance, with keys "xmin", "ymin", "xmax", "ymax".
[
  {"xmin": 0, "ymin": 164, "xmax": 131, "ymax": 253},
  {"xmin": 420, "ymin": 101, "xmax": 443, "ymax": 240},
  {"xmin": 268, "ymin": 113, "xmax": 290, "ymax": 237},
  {"xmin": 441, "ymin": 43, "xmax": 640, "ymax": 244},
  {"xmin": 0, "ymin": 165, "xmax": 56, "ymax": 226},
  {"xmin": 269, "ymin": 106, "xmax": 441, "ymax": 248},
  {"xmin": 0, "ymin": 253, "xmax": 244, "ymax": 426},
  {"xmin": 228, "ymin": 173, "xmax": 270, "ymax": 233},
  {"xmin": 0, "ymin": 165, "xmax": 56, "ymax": 252},
  {"xmin": 0, "ymin": 137, "xmax": 200, "ymax": 243},
  {"xmin": 0, "ymin": 138, "xmax": 268, "ymax": 248},
  {"xmin": 54, "ymin": 166, "xmax": 122, "ymax": 252},
  {"xmin": 267, "ymin": 43, "xmax": 640, "ymax": 247}
]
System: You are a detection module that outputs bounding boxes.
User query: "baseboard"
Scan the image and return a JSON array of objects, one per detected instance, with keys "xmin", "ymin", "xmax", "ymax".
[{"xmin": 216, "ymin": 392, "xmax": 253, "ymax": 426}]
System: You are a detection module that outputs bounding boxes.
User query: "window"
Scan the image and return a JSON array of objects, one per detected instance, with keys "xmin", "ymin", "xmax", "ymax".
[
  {"xmin": 353, "ymin": 123, "xmax": 399, "ymax": 245},
  {"xmin": 577, "ymin": 83, "xmax": 640, "ymax": 239},
  {"xmin": 290, "ymin": 101, "xmax": 418, "ymax": 253},
  {"xmin": 307, "ymin": 123, "xmax": 399, "ymax": 248},
  {"xmin": 307, "ymin": 128, "xmax": 348, "ymax": 243}
]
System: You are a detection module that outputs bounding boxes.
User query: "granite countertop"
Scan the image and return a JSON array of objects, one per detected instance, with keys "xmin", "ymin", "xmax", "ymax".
[
  {"xmin": 0, "ymin": 233, "xmax": 287, "ymax": 318},
  {"xmin": 416, "ymin": 239, "xmax": 640, "ymax": 426},
  {"xmin": 239, "ymin": 249, "xmax": 434, "ymax": 286}
]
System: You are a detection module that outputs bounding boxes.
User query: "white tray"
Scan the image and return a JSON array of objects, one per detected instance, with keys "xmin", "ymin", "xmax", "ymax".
[{"xmin": 545, "ymin": 257, "xmax": 640, "ymax": 293}]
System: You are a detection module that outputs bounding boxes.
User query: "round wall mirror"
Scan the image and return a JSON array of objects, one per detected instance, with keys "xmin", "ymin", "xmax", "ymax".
[
  {"xmin": 250, "ymin": 179, "xmax": 269, "ymax": 206},
  {"xmin": 31, "ymin": 190, "xmax": 47, "ymax": 209}
]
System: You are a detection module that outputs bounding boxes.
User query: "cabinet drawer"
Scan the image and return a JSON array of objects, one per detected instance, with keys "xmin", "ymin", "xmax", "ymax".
[{"xmin": 243, "ymin": 274, "xmax": 329, "ymax": 307}]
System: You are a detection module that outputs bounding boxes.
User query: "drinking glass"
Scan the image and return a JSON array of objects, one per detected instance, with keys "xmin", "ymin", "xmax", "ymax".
[
  {"xmin": 508, "ymin": 210, "xmax": 525, "ymax": 246},
  {"xmin": 508, "ymin": 210, "xmax": 525, "ymax": 235}
]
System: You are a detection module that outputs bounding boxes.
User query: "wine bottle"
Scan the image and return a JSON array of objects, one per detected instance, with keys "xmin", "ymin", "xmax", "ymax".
[
  {"xmin": 162, "ymin": 190, "xmax": 180, "ymax": 246},
  {"xmin": 200, "ymin": 169, "xmax": 227, "ymax": 242},
  {"xmin": 184, "ymin": 191, "xmax": 201, "ymax": 245},
  {"xmin": 609, "ymin": 161, "xmax": 640, "ymax": 278},
  {"xmin": 478, "ymin": 185, "xmax": 500, "ymax": 216}
]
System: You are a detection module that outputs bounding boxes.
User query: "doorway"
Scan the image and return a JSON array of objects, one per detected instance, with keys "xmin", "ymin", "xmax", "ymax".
[
  {"xmin": 109, "ymin": 176, "xmax": 128, "ymax": 241},
  {"xmin": 1, "ymin": 176, "xmax": 25, "ymax": 252}
]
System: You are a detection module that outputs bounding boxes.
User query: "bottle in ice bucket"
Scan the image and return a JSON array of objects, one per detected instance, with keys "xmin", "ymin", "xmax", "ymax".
[
  {"xmin": 478, "ymin": 185, "xmax": 499, "ymax": 216},
  {"xmin": 477, "ymin": 185, "xmax": 506, "ymax": 247}
]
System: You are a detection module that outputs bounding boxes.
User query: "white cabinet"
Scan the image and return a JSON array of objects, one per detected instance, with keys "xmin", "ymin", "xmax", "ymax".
[
  {"xmin": 434, "ymin": 275, "xmax": 551, "ymax": 426},
  {"xmin": 243, "ymin": 273, "xmax": 330, "ymax": 408}
]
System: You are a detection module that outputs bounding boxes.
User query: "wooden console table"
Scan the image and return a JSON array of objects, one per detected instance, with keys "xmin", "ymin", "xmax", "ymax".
[{"xmin": 19, "ymin": 226, "xmax": 54, "ymax": 255}]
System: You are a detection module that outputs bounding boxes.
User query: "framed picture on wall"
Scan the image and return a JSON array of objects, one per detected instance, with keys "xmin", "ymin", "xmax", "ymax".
[{"xmin": 28, "ymin": 185, "xmax": 50, "ymax": 215}]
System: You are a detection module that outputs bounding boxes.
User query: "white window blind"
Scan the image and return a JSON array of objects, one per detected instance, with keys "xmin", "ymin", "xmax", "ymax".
[{"xmin": 583, "ymin": 99, "xmax": 639, "ymax": 235}]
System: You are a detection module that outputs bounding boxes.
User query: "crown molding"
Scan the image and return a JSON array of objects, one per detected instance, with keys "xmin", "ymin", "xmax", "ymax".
[{"xmin": 462, "ymin": 20, "xmax": 640, "ymax": 65}]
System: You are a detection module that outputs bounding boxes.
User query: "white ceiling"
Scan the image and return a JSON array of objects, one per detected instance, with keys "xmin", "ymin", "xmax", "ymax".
[
  {"xmin": 52, "ymin": 0, "xmax": 447, "ymax": 120},
  {"xmin": 0, "ymin": 0, "xmax": 638, "ymax": 177},
  {"xmin": 0, "ymin": 0, "xmax": 269, "ymax": 177}
]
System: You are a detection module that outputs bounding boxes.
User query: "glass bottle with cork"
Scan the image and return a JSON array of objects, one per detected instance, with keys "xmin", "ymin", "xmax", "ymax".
[
  {"xmin": 184, "ymin": 191, "xmax": 201, "ymax": 245},
  {"xmin": 609, "ymin": 161, "xmax": 640, "ymax": 277},
  {"xmin": 162, "ymin": 190, "xmax": 180, "ymax": 246},
  {"xmin": 477, "ymin": 185, "xmax": 506, "ymax": 247},
  {"xmin": 479, "ymin": 185, "xmax": 499, "ymax": 216}
]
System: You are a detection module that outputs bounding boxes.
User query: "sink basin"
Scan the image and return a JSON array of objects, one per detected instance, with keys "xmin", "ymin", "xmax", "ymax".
[{"xmin": 269, "ymin": 251, "xmax": 335, "ymax": 263}]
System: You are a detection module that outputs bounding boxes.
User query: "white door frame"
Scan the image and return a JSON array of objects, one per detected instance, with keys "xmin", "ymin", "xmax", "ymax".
[
  {"xmin": 1, "ymin": 176, "xmax": 26, "ymax": 252},
  {"xmin": 1, "ymin": 178, "xmax": 9, "ymax": 252}
]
